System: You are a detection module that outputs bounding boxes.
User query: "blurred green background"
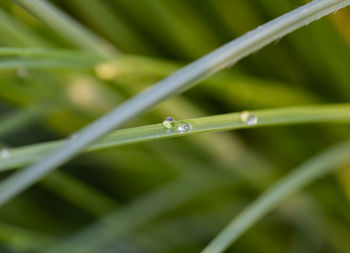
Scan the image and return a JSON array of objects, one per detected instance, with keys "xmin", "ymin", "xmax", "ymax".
[{"xmin": 0, "ymin": 0, "xmax": 350, "ymax": 252}]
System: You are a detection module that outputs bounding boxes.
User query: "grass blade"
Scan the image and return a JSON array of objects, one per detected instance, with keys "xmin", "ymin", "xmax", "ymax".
[
  {"xmin": 0, "ymin": 0, "xmax": 349, "ymax": 207},
  {"xmin": 45, "ymin": 171, "xmax": 233, "ymax": 253},
  {"xmin": 201, "ymin": 140, "xmax": 350, "ymax": 253},
  {"xmin": 0, "ymin": 104, "xmax": 349, "ymax": 172},
  {"xmin": 13, "ymin": 0, "xmax": 116, "ymax": 56}
]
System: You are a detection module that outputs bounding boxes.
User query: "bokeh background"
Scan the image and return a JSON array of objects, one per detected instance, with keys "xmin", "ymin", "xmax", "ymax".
[{"xmin": 1, "ymin": 0, "xmax": 350, "ymax": 252}]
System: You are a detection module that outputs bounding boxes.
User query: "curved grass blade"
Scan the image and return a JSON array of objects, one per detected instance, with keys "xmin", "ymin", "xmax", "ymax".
[
  {"xmin": 201, "ymin": 140, "xmax": 350, "ymax": 253},
  {"xmin": 0, "ymin": 104, "xmax": 349, "ymax": 172},
  {"xmin": 13, "ymin": 0, "xmax": 116, "ymax": 57},
  {"xmin": 45, "ymin": 170, "xmax": 234, "ymax": 253},
  {"xmin": 0, "ymin": 0, "xmax": 349, "ymax": 206}
]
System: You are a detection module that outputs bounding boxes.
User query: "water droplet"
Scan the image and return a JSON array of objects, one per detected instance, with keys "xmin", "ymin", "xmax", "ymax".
[
  {"xmin": 162, "ymin": 117, "xmax": 176, "ymax": 129},
  {"xmin": 240, "ymin": 111, "xmax": 258, "ymax": 126},
  {"xmin": 177, "ymin": 122, "xmax": 192, "ymax": 133},
  {"xmin": 1, "ymin": 148, "xmax": 11, "ymax": 159}
]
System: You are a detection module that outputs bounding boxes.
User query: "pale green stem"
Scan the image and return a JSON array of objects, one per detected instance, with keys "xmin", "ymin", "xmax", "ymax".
[
  {"xmin": 13, "ymin": 0, "xmax": 116, "ymax": 57},
  {"xmin": 0, "ymin": 104, "xmax": 349, "ymax": 172},
  {"xmin": 201, "ymin": 140, "xmax": 350, "ymax": 253}
]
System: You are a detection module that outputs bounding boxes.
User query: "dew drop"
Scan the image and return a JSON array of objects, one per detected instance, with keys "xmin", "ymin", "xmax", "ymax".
[
  {"xmin": 1, "ymin": 148, "xmax": 11, "ymax": 159},
  {"xmin": 162, "ymin": 117, "xmax": 176, "ymax": 129},
  {"xmin": 240, "ymin": 111, "xmax": 258, "ymax": 126},
  {"xmin": 177, "ymin": 122, "xmax": 192, "ymax": 133}
]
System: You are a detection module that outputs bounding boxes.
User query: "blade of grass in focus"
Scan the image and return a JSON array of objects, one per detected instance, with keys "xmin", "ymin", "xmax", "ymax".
[{"xmin": 0, "ymin": 104, "xmax": 349, "ymax": 172}]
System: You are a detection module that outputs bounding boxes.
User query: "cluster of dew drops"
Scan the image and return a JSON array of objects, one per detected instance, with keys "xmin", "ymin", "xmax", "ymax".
[
  {"xmin": 0, "ymin": 112, "xmax": 258, "ymax": 160},
  {"xmin": 239, "ymin": 111, "xmax": 258, "ymax": 126},
  {"xmin": 161, "ymin": 110, "xmax": 258, "ymax": 134},
  {"xmin": 162, "ymin": 117, "xmax": 192, "ymax": 134}
]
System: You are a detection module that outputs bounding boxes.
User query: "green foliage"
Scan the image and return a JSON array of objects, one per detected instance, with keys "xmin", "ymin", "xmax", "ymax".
[{"xmin": 0, "ymin": 0, "xmax": 350, "ymax": 252}]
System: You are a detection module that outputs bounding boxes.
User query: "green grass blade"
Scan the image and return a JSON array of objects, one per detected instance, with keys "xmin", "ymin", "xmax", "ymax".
[
  {"xmin": 0, "ymin": 7, "xmax": 49, "ymax": 47},
  {"xmin": 0, "ymin": 104, "xmax": 349, "ymax": 172},
  {"xmin": 0, "ymin": 47, "xmax": 102, "ymax": 69},
  {"xmin": 60, "ymin": 0, "xmax": 156, "ymax": 54},
  {"xmin": 13, "ymin": 0, "xmax": 116, "ymax": 57},
  {"xmin": 0, "ymin": 104, "xmax": 49, "ymax": 137},
  {"xmin": 42, "ymin": 172, "xmax": 117, "ymax": 216},
  {"xmin": 45, "ymin": 171, "xmax": 233, "ymax": 253},
  {"xmin": 0, "ymin": 222, "xmax": 55, "ymax": 251},
  {"xmin": 0, "ymin": 0, "xmax": 349, "ymax": 207},
  {"xmin": 201, "ymin": 140, "xmax": 350, "ymax": 253},
  {"xmin": 0, "ymin": 47, "xmax": 101, "ymax": 59}
]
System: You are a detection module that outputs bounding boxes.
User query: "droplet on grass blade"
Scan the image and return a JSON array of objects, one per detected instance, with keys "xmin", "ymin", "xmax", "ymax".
[
  {"xmin": 240, "ymin": 111, "xmax": 258, "ymax": 126},
  {"xmin": 162, "ymin": 117, "xmax": 176, "ymax": 129},
  {"xmin": 177, "ymin": 122, "xmax": 192, "ymax": 133}
]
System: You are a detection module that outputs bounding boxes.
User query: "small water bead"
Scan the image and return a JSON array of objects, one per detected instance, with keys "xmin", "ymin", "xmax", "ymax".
[
  {"xmin": 162, "ymin": 117, "xmax": 176, "ymax": 129},
  {"xmin": 240, "ymin": 111, "xmax": 258, "ymax": 126},
  {"xmin": 1, "ymin": 148, "xmax": 11, "ymax": 159},
  {"xmin": 177, "ymin": 122, "xmax": 192, "ymax": 133}
]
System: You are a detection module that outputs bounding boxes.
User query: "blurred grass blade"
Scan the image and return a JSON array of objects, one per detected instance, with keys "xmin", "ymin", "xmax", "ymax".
[
  {"xmin": 0, "ymin": 222, "xmax": 55, "ymax": 251},
  {"xmin": 0, "ymin": 47, "xmax": 101, "ymax": 59},
  {"xmin": 0, "ymin": 0, "xmax": 349, "ymax": 207},
  {"xmin": 0, "ymin": 104, "xmax": 349, "ymax": 172},
  {"xmin": 45, "ymin": 171, "xmax": 233, "ymax": 253},
  {"xmin": 59, "ymin": 0, "xmax": 156, "ymax": 54},
  {"xmin": 13, "ymin": 0, "xmax": 116, "ymax": 57},
  {"xmin": 201, "ymin": 140, "xmax": 350, "ymax": 253},
  {"xmin": 0, "ymin": 58, "xmax": 95, "ymax": 70},
  {"xmin": 0, "ymin": 104, "xmax": 49, "ymax": 137},
  {"xmin": 0, "ymin": 7, "xmax": 50, "ymax": 47},
  {"xmin": 42, "ymin": 172, "xmax": 117, "ymax": 216},
  {"xmin": 0, "ymin": 47, "xmax": 102, "ymax": 69}
]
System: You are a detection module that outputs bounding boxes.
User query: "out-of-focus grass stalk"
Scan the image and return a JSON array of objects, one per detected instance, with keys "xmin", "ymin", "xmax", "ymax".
[
  {"xmin": 13, "ymin": 0, "xmax": 116, "ymax": 57},
  {"xmin": 0, "ymin": 104, "xmax": 49, "ymax": 137},
  {"xmin": 111, "ymin": 0, "xmax": 218, "ymax": 58},
  {"xmin": 0, "ymin": 0, "xmax": 349, "ymax": 207},
  {"xmin": 0, "ymin": 222, "xmax": 55, "ymax": 251},
  {"xmin": 0, "ymin": 106, "xmax": 118, "ymax": 217},
  {"xmin": 0, "ymin": 47, "xmax": 103, "ymax": 69},
  {"xmin": 0, "ymin": 47, "xmax": 315, "ymax": 106},
  {"xmin": 0, "ymin": 58, "xmax": 96, "ymax": 70},
  {"xmin": 0, "ymin": 104, "xmax": 349, "ymax": 172},
  {"xmin": 41, "ymin": 172, "xmax": 117, "ymax": 216},
  {"xmin": 0, "ymin": 47, "xmax": 102, "ymax": 59},
  {"xmin": 0, "ymin": 7, "xmax": 49, "ymax": 46},
  {"xmin": 45, "ymin": 170, "xmax": 234, "ymax": 253},
  {"xmin": 201, "ymin": 140, "xmax": 350, "ymax": 253},
  {"xmin": 59, "ymin": 0, "xmax": 156, "ymax": 54}
]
